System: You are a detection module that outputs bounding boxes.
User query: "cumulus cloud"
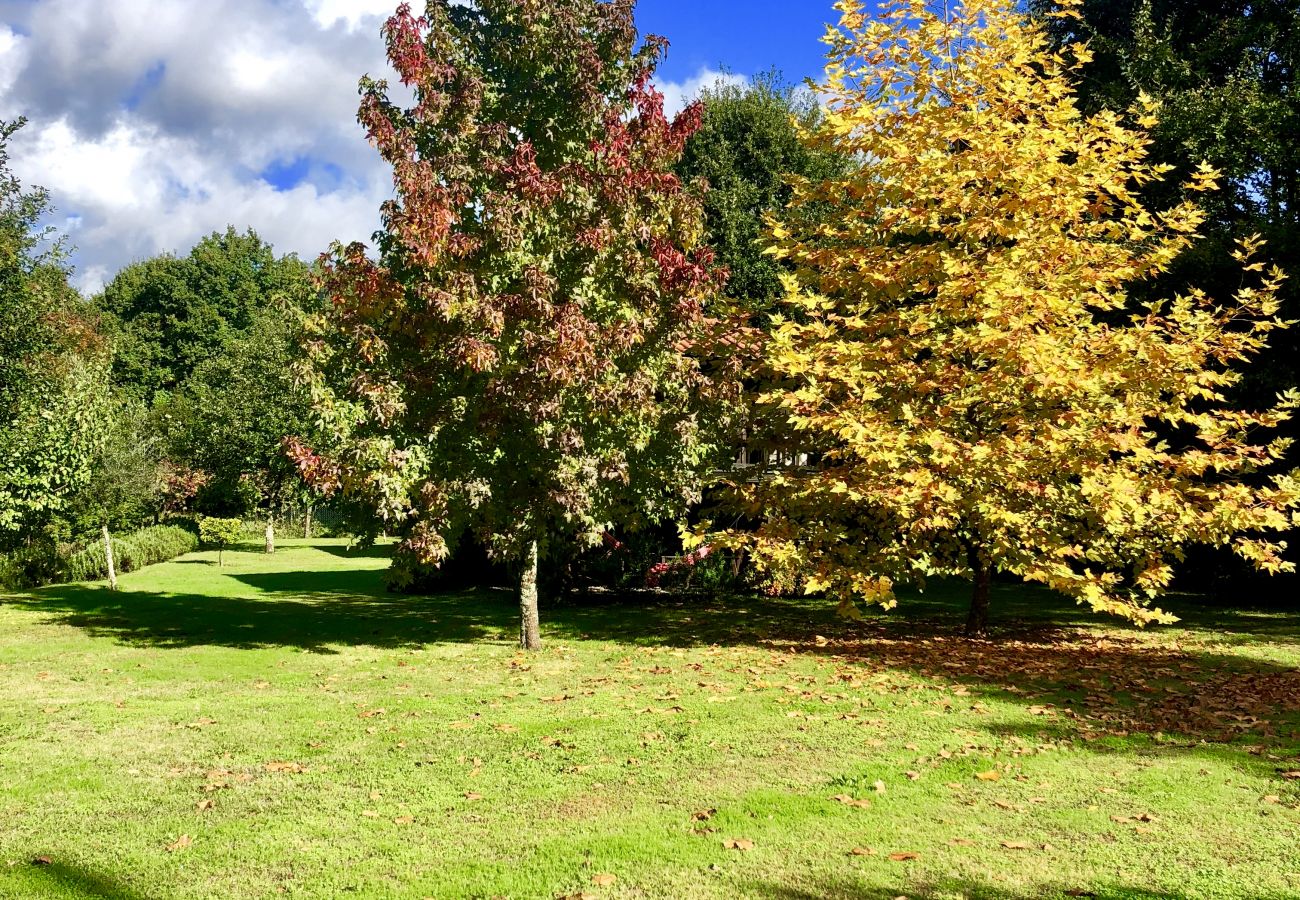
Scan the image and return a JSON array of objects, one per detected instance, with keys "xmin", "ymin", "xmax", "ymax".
[
  {"xmin": 658, "ymin": 67, "xmax": 749, "ymax": 117},
  {"xmin": 0, "ymin": 1, "xmax": 746, "ymax": 293}
]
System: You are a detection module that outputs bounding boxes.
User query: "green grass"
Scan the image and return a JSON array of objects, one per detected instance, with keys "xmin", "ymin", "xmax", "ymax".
[{"xmin": 1, "ymin": 539, "xmax": 1298, "ymax": 899}]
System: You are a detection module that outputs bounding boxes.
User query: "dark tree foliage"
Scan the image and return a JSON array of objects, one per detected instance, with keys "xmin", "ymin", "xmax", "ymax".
[
  {"xmin": 675, "ymin": 73, "xmax": 850, "ymax": 322},
  {"xmin": 97, "ymin": 227, "xmax": 312, "ymax": 399},
  {"xmin": 1032, "ymin": 0, "xmax": 1299, "ymax": 401},
  {"xmin": 1032, "ymin": 0, "xmax": 1300, "ymax": 595}
]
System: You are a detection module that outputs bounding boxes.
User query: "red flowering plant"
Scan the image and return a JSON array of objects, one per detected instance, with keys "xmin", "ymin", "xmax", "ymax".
[{"xmin": 291, "ymin": 0, "xmax": 740, "ymax": 649}]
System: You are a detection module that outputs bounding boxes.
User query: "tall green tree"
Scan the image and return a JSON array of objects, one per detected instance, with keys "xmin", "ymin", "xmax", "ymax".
[
  {"xmin": 292, "ymin": 0, "xmax": 736, "ymax": 649},
  {"xmin": 97, "ymin": 227, "xmax": 312, "ymax": 399},
  {"xmin": 0, "ymin": 118, "xmax": 111, "ymax": 545},
  {"xmin": 160, "ymin": 306, "xmax": 317, "ymax": 523},
  {"xmin": 676, "ymin": 72, "xmax": 849, "ymax": 321}
]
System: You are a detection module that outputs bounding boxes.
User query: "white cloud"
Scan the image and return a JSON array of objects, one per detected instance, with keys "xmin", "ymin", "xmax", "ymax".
[
  {"xmin": 303, "ymin": 0, "xmax": 398, "ymax": 31},
  {"xmin": 0, "ymin": 3, "xmax": 749, "ymax": 295},
  {"xmin": 657, "ymin": 67, "xmax": 749, "ymax": 118},
  {"xmin": 0, "ymin": 0, "xmax": 395, "ymax": 293}
]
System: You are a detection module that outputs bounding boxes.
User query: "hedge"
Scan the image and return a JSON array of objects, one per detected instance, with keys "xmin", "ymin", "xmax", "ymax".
[{"xmin": 62, "ymin": 525, "xmax": 199, "ymax": 583}]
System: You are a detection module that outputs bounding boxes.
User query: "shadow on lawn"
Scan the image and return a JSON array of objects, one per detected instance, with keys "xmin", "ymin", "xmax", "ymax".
[
  {"xmin": 14, "ymin": 859, "xmax": 149, "ymax": 900},
  {"xmin": 6, "ymin": 558, "xmax": 1300, "ymax": 752}
]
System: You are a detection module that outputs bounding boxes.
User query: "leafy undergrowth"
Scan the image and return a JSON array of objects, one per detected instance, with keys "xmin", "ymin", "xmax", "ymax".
[{"xmin": 1, "ymin": 540, "xmax": 1297, "ymax": 899}]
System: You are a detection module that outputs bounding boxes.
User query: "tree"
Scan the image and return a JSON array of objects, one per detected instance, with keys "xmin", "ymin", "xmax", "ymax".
[
  {"xmin": 97, "ymin": 227, "xmax": 312, "ymax": 400},
  {"xmin": 0, "ymin": 118, "xmax": 111, "ymax": 546},
  {"xmin": 159, "ymin": 306, "xmax": 317, "ymax": 535},
  {"xmin": 1031, "ymin": 0, "xmax": 1300, "ymax": 592},
  {"xmin": 676, "ymin": 72, "xmax": 849, "ymax": 322},
  {"xmin": 292, "ymin": 0, "xmax": 735, "ymax": 649},
  {"xmin": 712, "ymin": 0, "xmax": 1299, "ymax": 634},
  {"xmin": 198, "ymin": 516, "xmax": 243, "ymax": 567}
]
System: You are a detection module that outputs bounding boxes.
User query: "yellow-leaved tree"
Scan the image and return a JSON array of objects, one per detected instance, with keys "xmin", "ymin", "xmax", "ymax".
[{"xmin": 710, "ymin": 0, "xmax": 1299, "ymax": 633}]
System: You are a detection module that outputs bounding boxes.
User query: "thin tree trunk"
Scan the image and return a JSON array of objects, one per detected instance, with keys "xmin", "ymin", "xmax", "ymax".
[
  {"xmin": 304, "ymin": 504, "xmax": 313, "ymax": 539},
  {"xmin": 967, "ymin": 553, "xmax": 991, "ymax": 636},
  {"xmin": 102, "ymin": 525, "xmax": 118, "ymax": 591},
  {"xmin": 265, "ymin": 520, "xmax": 275, "ymax": 555},
  {"xmin": 519, "ymin": 540, "xmax": 542, "ymax": 651}
]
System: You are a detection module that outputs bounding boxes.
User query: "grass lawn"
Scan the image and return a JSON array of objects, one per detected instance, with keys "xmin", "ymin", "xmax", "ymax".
[{"xmin": 1, "ymin": 539, "xmax": 1298, "ymax": 899}]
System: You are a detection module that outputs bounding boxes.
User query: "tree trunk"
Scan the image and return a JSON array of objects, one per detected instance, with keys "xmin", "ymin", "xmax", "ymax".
[
  {"xmin": 102, "ymin": 526, "xmax": 118, "ymax": 591},
  {"xmin": 304, "ymin": 504, "xmax": 313, "ymax": 539},
  {"xmin": 967, "ymin": 554, "xmax": 991, "ymax": 636},
  {"xmin": 265, "ymin": 520, "xmax": 275, "ymax": 555},
  {"xmin": 519, "ymin": 540, "xmax": 542, "ymax": 651}
]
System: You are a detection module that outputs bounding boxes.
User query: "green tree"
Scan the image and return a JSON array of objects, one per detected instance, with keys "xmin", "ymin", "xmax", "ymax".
[
  {"xmin": 0, "ymin": 118, "xmax": 111, "ymax": 546},
  {"xmin": 198, "ymin": 516, "xmax": 243, "ymax": 567},
  {"xmin": 160, "ymin": 306, "xmax": 316, "ymax": 527},
  {"xmin": 676, "ymin": 72, "xmax": 849, "ymax": 321},
  {"xmin": 293, "ymin": 0, "xmax": 737, "ymax": 649},
  {"xmin": 709, "ymin": 0, "xmax": 1298, "ymax": 634},
  {"xmin": 97, "ymin": 227, "xmax": 312, "ymax": 399}
]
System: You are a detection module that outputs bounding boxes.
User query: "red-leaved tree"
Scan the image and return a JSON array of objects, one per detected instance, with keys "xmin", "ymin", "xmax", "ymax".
[{"xmin": 291, "ymin": 0, "xmax": 738, "ymax": 649}]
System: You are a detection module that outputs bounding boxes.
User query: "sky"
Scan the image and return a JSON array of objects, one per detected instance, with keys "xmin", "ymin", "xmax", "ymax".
[{"xmin": 0, "ymin": 0, "xmax": 844, "ymax": 294}]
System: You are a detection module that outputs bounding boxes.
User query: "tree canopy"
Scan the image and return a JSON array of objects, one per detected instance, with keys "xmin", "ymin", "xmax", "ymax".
[
  {"xmin": 706, "ymin": 0, "xmax": 1300, "ymax": 633},
  {"xmin": 292, "ymin": 0, "xmax": 737, "ymax": 648}
]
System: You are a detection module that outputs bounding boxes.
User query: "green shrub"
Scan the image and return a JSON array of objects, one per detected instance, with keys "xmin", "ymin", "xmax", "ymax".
[
  {"xmin": 62, "ymin": 525, "xmax": 199, "ymax": 583},
  {"xmin": 198, "ymin": 516, "xmax": 244, "ymax": 565},
  {"xmin": 0, "ymin": 541, "xmax": 65, "ymax": 591}
]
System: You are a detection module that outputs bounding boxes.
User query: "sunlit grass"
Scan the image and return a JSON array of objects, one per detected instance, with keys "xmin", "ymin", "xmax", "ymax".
[{"xmin": 1, "ymin": 540, "xmax": 1297, "ymax": 899}]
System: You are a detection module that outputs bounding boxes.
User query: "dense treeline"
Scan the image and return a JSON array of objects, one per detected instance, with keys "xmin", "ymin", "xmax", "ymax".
[{"xmin": 2, "ymin": 0, "xmax": 1297, "ymax": 636}]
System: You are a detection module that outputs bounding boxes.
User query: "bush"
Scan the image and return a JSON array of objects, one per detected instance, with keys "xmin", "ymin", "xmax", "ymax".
[
  {"xmin": 0, "ymin": 541, "xmax": 65, "ymax": 591},
  {"xmin": 62, "ymin": 525, "xmax": 199, "ymax": 583},
  {"xmin": 198, "ymin": 516, "xmax": 244, "ymax": 565}
]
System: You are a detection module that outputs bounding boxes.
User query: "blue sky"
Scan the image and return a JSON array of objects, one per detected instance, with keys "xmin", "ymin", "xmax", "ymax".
[
  {"xmin": 640, "ymin": 0, "xmax": 839, "ymax": 87},
  {"xmin": 0, "ymin": 0, "xmax": 846, "ymax": 292}
]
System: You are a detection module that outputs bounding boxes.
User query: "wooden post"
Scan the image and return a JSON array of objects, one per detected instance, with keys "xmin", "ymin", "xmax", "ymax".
[{"xmin": 102, "ymin": 525, "xmax": 117, "ymax": 591}]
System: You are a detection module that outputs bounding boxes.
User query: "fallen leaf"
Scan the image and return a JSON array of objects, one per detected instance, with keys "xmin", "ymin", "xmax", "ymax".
[
  {"xmin": 849, "ymin": 846, "xmax": 876, "ymax": 856},
  {"xmin": 263, "ymin": 761, "xmax": 307, "ymax": 774},
  {"xmin": 31, "ymin": 857, "xmax": 52, "ymax": 866},
  {"xmin": 165, "ymin": 835, "xmax": 192, "ymax": 853},
  {"xmin": 1064, "ymin": 891, "xmax": 1096, "ymax": 898},
  {"xmin": 888, "ymin": 851, "xmax": 920, "ymax": 862},
  {"xmin": 831, "ymin": 794, "xmax": 871, "ymax": 808},
  {"xmin": 1262, "ymin": 795, "xmax": 1281, "ymax": 804},
  {"xmin": 975, "ymin": 770, "xmax": 1001, "ymax": 782},
  {"xmin": 691, "ymin": 808, "xmax": 716, "ymax": 821},
  {"xmin": 361, "ymin": 810, "xmax": 380, "ymax": 818},
  {"xmin": 948, "ymin": 838, "xmax": 975, "ymax": 846},
  {"xmin": 393, "ymin": 816, "xmax": 414, "ymax": 825},
  {"xmin": 872, "ymin": 780, "xmax": 887, "ymax": 793},
  {"xmin": 723, "ymin": 838, "xmax": 754, "ymax": 851},
  {"xmin": 1000, "ymin": 840, "xmax": 1032, "ymax": 850},
  {"xmin": 196, "ymin": 798, "xmax": 214, "ymax": 812},
  {"xmin": 591, "ymin": 873, "xmax": 617, "ymax": 886},
  {"xmin": 464, "ymin": 792, "xmax": 483, "ymax": 801}
]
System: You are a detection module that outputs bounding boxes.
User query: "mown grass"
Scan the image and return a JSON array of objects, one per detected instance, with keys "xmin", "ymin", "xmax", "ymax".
[{"xmin": 1, "ymin": 539, "xmax": 1298, "ymax": 899}]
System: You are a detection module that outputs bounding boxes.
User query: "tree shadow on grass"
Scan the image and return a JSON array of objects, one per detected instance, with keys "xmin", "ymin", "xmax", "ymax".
[
  {"xmin": 3, "ymin": 567, "xmax": 510, "ymax": 655},
  {"xmin": 6, "ymin": 561, "xmax": 1299, "ymax": 754},
  {"xmin": 8, "ymin": 859, "xmax": 149, "ymax": 900}
]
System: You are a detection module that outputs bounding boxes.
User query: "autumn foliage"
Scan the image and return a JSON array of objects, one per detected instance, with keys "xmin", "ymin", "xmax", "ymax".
[
  {"xmin": 705, "ymin": 0, "xmax": 1299, "ymax": 632},
  {"xmin": 292, "ymin": 0, "xmax": 734, "ymax": 647}
]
